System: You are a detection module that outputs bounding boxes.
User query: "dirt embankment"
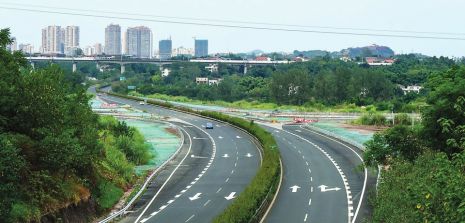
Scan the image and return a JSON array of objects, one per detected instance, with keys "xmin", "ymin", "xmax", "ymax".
[{"xmin": 40, "ymin": 198, "xmax": 100, "ymax": 223}]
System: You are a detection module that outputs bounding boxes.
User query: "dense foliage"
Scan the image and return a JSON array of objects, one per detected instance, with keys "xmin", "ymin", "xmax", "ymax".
[
  {"xmin": 364, "ymin": 66, "xmax": 465, "ymax": 222},
  {"xmin": 0, "ymin": 29, "xmax": 150, "ymax": 222},
  {"xmin": 102, "ymin": 54, "xmax": 458, "ymax": 112}
]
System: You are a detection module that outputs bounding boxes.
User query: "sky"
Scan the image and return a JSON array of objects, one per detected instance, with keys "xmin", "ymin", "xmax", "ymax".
[{"xmin": 1, "ymin": 0, "xmax": 465, "ymax": 57}]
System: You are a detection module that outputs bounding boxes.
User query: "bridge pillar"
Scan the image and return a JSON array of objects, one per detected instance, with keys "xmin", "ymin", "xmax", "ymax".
[
  {"xmin": 96, "ymin": 62, "xmax": 100, "ymax": 71},
  {"xmin": 120, "ymin": 64, "xmax": 126, "ymax": 74},
  {"xmin": 243, "ymin": 65, "xmax": 248, "ymax": 75},
  {"xmin": 72, "ymin": 62, "xmax": 77, "ymax": 73},
  {"xmin": 30, "ymin": 61, "xmax": 35, "ymax": 70}
]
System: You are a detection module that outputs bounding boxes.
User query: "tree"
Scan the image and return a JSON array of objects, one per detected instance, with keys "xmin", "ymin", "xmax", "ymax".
[
  {"xmin": 364, "ymin": 125, "xmax": 424, "ymax": 166},
  {"xmin": 422, "ymin": 66, "xmax": 465, "ymax": 155}
]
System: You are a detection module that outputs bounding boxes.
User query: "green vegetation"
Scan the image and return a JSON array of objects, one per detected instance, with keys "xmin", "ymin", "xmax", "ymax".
[
  {"xmin": 352, "ymin": 112, "xmax": 388, "ymax": 126},
  {"xmin": 364, "ymin": 66, "xmax": 465, "ymax": 222},
  {"xmin": 102, "ymin": 54, "xmax": 459, "ymax": 113},
  {"xmin": 0, "ymin": 29, "xmax": 151, "ymax": 222},
  {"xmin": 98, "ymin": 90, "xmax": 281, "ymax": 223}
]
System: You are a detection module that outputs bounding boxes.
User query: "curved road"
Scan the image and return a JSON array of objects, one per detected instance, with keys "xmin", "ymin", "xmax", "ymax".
[
  {"xmin": 262, "ymin": 123, "xmax": 375, "ymax": 223},
  {"xmin": 97, "ymin": 92, "xmax": 261, "ymax": 223}
]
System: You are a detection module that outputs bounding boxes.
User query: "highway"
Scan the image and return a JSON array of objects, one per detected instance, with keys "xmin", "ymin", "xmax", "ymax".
[
  {"xmin": 96, "ymin": 91, "xmax": 261, "ymax": 223},
  {"xmin": 261, "ymin": 124, "xmax": 375, "ymax": 223}
]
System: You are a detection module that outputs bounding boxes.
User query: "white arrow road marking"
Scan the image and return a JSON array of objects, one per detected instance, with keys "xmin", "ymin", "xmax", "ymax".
[
  {"xmin": 295, "ymin": 129, "xmax": 302, "ymax": 132},
  {"xmin": 190, "ymin": 154, "xmax": 208, "ymax": 159},
  {"xmin": 216, "ymin": 124, "xmax": 221, "ymax": 127},
  {"xmin": 222, "ymin": 154, "xmax": 229, "ymax": 158},
  {"xmin": 245, "ymin": 153, "xmax": 253, "ymax": 158},
  {"xmin": 274, "ymin": 130, "xmax": 280, "ymax": 133},
  {"xmin": 236, "ymin": 136, "xmax": 241, "ymax": 139},
  {"xmin": 189, "ymin": 193, "xmax": 202, "ymax": 201},
  {"xmin": 192, "ymin": 137, "xmax": 207, "ymax": 140},
  {"xmin": 290, "ymin": 185, "xmax": 301, "ymax": 192},
  {"xmin": 318, "ymin": 185, "xmax": 341, "ymax": 192},
  {"xmin": 225, "ymin": 192, "xmax": 236, "ymax": 200},
  {"xmin": 218, "ymin": 136, "xmax": 224, "ymax": 139},
  {"xmin": 201, "ymin": 125, "xmax": 205, "ymax": 128}
]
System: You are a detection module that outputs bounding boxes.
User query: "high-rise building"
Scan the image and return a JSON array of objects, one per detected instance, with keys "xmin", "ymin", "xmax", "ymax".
[
  {"xmin": 105, "ymin": 24, "xmax": 121, "ymax": 55},
  {"xmin": 159, "ymin": 39, "xmax": 172, "ymax": 59},
  {"xmin": 83, "ymin": 46, "xmax": 95, "ymax": 56},
  {"xmin": 64, "ymin": 26, "xmax": 79, "ymax": 55},
  {"xmin": 195, "ymin": 39, "xmax": 208, "ymax": 57},
  {"xmin": 18, "ymin": 43, "xmax": 34, "ymax": 54},
  {"xmin": 125, "ymin": 26, "xmax": 152, "ymax": 58},
  {"xmin": 94, "ymin": 43, "xmax": 103, "ymax": 55},
  {"xmin": 41, "ymin": 26, "xmax": 64, "ymax": 54},
  {"xmin": 83, "ymin": 43, "xmax": 103, "ymax": 56}
]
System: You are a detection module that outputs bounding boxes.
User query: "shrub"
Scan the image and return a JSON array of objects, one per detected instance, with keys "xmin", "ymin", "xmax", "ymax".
[
  {"xmin": 394, "ymin": 113, "xmax": 411, "ymax": 125},
  {"xmin": 95, "ymin": 181, "xmax": 123, "ymax": 210}
]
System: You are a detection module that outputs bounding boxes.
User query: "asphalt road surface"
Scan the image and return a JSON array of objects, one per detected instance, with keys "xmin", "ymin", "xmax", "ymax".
[
  {"xmin": 96, "ymin": 92, "xmax": 261, "ymax": 223},
  {"xmin": 262, "ymin": 124, "xmax": 375, "ymax": 223}
]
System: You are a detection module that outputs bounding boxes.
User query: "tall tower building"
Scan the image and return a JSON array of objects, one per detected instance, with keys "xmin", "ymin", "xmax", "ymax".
[
  {"xmin": 64, "ymin": 26, "xmax": 79, "ymax": 53},
  {"xmin": 105, "ymin": 24, "xmax": 121, "ymax": 55},
  {"xmin": 41, "ymin": 26, "xmax": 64, "ymax": 54},
  {"xmin": 125, "ymin": 26, "xmax": 152, "ymax": 58},
  {"xmin": 195, "ymin": 39, "xmax": 208, "ymax": 57},
  {"xmin": 94, "ymin": 43, "xmax": 103, "ymax": 55},
  {"xmin": 159, "ymin": 39, "xmax": 172, "ymax": 59}
]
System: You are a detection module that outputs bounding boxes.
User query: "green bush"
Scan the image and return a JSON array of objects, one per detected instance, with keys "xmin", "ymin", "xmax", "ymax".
[
  {"xmin": 9, "ymin": 202, "xmax": 41, "ymax": 222},
  {"xmin": 353, "ymin": 112, "xmax": 387, "ymax": 126},
  {"xmin": 394, "ymin": 113, "xmax": 411, "ymax": 125},
  {"xmin": 96, "ymin": 181, "xmax": 123, "ymax": 209}
]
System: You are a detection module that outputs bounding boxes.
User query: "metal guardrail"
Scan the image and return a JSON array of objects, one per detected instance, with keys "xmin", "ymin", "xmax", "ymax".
[{"xmin": 98, "ymin": 118, "xmax": 184, "ymax": 223}]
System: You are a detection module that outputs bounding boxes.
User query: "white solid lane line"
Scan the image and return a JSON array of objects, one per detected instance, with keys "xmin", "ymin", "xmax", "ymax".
[
  {"xmin": 135, "ymin": 121, "xmax": 218, "ymax": 223},
  {"xmin": 134, "ymin": 128, "xmax": 193, "ymax": 223},
  {"xmin": 299, "ymin": 125, "xmax": 367, "ymax": 223},
  {"xmin": 185, "ymin": 215, "xmax": 195, "ymax": 222}
]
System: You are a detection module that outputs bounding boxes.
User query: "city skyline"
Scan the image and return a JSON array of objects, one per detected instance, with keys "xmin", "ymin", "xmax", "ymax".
[{"xmin": 2, "ymin": 0, "xmax": 465, "ymax": 57}]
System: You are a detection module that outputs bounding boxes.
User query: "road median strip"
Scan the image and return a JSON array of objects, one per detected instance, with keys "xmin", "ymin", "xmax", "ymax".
[{"xmin": 97, "ymin": 87, "xmax": 282, "ymax": 223}]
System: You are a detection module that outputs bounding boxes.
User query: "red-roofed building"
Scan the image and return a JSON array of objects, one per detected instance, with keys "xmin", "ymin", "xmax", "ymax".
[{"xmin": 255, "ymin": 56, "xmax": 271, "ymax": 61}]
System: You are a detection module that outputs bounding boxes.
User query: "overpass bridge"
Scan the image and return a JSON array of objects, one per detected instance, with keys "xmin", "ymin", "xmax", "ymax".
[{"xmin": 27, "ymin": 56, "xmax": 293, "ymax": 74}]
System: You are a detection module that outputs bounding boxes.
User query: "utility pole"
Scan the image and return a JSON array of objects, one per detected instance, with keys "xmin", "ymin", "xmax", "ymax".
[{"xmin": 392, "ymin": 109, "xmax": 395, "ymax": 126}]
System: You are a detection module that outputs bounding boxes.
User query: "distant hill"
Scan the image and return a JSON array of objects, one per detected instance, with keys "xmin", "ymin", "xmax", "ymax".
[
  {"xmin": 293, "ymin": 50, "xmax": 330, "ymax": 58},
  {"xmin": 341, "ymin": 44, "xmax": 394, "ymax": 58}
]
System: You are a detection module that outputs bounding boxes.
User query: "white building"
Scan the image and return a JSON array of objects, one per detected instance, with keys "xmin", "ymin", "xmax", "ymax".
[
  {"xmin": 83, "ymin": 46, "xmax": 95, "ymax": 56},
  {"xmin": 64, "ymin": 26, "xmax": 79, "ymax": 55},
  {"xmin": 400, "ymin": 85, "xmax": 423, "ymax": 95},
  {"xmin": 18, "ymin": 43, "xmax": 34, "ymax": 54},
  {"xmin": 195, "ymin": 77, "xmax": 209, "ymax": 84},
  {"xmin": 94, "ymin": 43, "xmax": 103, "ymax": 55},
  {"xmin": 205, "ymin": 64, "xmax": 218, "ymax": 73},
  {"xmin": 196, "ymin": 77, "xmax": 222, "ymax": 85},
  {"xmin": 208, "ymin": 79, "xmax": 222, "ymax": 85},
  {"xmin": 41, "ymin": 26, "xmax": 64, "ymax": 54},
  {"xmin": 161, "ymin": 68, "xmax": 171, "ymax": 77},
  {"xmin": 125, "ymin": 26, "xmax": 153, "ymax": 58},
  {"xmin": 172, "ymin": 46, "xmax": 194, "ymax": 57},
  {"xmin": 105, "ymin": 24, "xmax": 122, "ymax": 55}
]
